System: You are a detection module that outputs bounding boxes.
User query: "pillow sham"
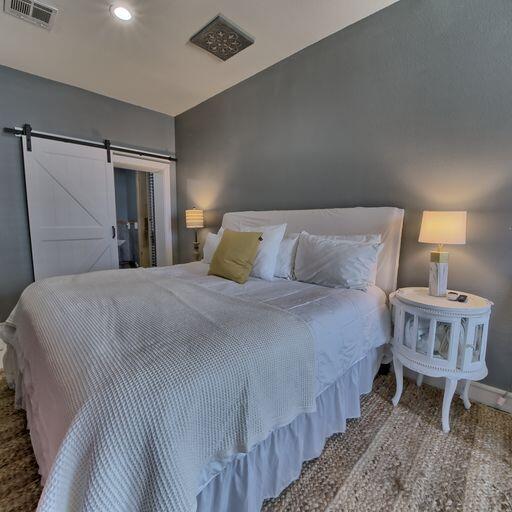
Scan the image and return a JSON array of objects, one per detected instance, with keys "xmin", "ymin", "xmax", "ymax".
[
  {"xmin": 208, "ymin": 230, "xmax": 262, "ymax": 284},
  {"xmin": 294, "ymin": 233, "xmax": 382, "ymax": 290},
  {"xmin": 311, "ymin": 233, "xmax": 381, "ymax": 244},
  {"xmin": 274, "ymin": 233, "xmax": 300, "ymax": 279},
  {"xmin": 239, "ymin": 223, "xmax": 287, "ymax": 281},
  {"xmin": 301, "ymin": 232, "xmax": 382, "ymax": 283},
  {"xmin": 202, "ymin": 232, "xmax": 221, "ymax": 264}
]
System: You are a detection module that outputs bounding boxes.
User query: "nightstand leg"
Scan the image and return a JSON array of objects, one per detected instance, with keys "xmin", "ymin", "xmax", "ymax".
[
  {"xmin": 392, "ymin": 355, "xmax": 403, "ymax": 407},
  {"xmin": 442, "ymin": 378, "xmax": 458, "ymax": 433},
  {"xmin": 461, "ymin": 380, "xmax": 471, "ymax": 410},
  {"xmin": 416, "ymin": 373, "xmax": 424, "ymax": 387}
]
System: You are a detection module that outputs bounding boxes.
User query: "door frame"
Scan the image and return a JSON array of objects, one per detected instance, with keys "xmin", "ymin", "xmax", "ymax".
[{"xmin": 112, "ymin": 152, "xmax": 175, "ymax": 267}]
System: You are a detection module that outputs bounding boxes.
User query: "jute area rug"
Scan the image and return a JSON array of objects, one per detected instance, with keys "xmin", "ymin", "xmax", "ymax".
[{"xmin": 1, "ymin": 372, "xmax": 511, "ymax": 511}]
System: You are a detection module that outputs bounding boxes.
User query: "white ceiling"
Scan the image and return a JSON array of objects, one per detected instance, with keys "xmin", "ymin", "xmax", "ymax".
[{"xmin": 0, "ymin": 0, "xmax": 397, "ymax": 116}]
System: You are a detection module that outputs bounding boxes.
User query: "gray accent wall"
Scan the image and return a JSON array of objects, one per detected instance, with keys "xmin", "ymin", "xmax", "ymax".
[
  {"xmin": 176, "ymin": 0, "xmax": 512, "ymax": 389},
  {"xmin": 0, "ymin": 65, "xmax": 175, "ymax": 321}
]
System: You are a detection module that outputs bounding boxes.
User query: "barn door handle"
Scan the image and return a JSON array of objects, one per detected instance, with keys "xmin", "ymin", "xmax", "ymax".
[{"xmin": 112, "ymin": 226, "xmax": 116, "ymax": 239}]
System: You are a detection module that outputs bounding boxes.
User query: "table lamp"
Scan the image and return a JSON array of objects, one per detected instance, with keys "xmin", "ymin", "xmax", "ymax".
[
  {"xmin": 418, "ymin": 211, "xmax": 467, "ymax": 297},
  {"xmin": 185, "ymin": 207, "xmax": 204, "ymax": 261}
]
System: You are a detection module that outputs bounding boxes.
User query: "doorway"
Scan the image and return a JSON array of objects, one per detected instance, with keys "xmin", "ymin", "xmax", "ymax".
[
  {"xmin": 112, "ymin": 152, "xmax": 175, "ymax": 268},
  {"xmin": 114, "ymin": 168, "xmax": 157, "ymax": 268}
]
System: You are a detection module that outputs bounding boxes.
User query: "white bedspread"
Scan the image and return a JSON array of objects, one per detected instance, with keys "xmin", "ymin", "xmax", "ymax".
[
  {"xmin": 2, "ymin": 262, "xmax": 390, "ymax": 511},
  {"xmin": 2, "ymin": 268, "xmax": 316, "ymax": 512},
  {"xmin": 164, "ymin": 263, "xmax": 390, "ymax": 394}
]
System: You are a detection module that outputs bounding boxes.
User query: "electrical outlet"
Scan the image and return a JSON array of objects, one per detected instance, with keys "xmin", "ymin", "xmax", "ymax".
[{"xmin": 496, "ymin": 395, "xmax": 507, "ymax": 406}]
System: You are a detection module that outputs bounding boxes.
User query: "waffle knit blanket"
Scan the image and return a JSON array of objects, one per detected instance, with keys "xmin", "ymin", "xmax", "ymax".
[{"xmin": 5, "ymin": 269, "xmax": 315, "ymax": 511}]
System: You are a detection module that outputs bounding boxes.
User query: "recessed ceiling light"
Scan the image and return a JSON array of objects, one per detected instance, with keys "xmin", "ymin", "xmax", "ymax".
[{"xmin": 110, "ymin": 4, "xmax": 133, "ymax": 22}]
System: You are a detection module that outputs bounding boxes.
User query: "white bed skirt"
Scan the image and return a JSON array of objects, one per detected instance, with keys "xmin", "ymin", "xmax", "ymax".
[
  {"xmin": 196, "ymin": 347, "xmax": 383, "ymax": 512},
  {"xmin": 3, "ymin": 344, "xmax": 383, "ymax": 511}
]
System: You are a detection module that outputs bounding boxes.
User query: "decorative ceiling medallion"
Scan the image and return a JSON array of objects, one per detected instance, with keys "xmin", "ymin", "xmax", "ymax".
[{"xmin": 190, "ymin": 15, "xmax": 254, "ymax": 61}]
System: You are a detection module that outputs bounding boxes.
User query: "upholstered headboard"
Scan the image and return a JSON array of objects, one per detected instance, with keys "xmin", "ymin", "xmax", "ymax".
[{"xmin": 222, "ymin": 207, "xmax": 404, "ymax": 294}]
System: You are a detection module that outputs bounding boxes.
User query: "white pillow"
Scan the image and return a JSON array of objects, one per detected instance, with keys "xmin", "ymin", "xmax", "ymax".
[
  {"xmin": 202, "ymin": 232, "xmax": 221, "ymax": 264},
  {"xmin": 274, "ymin": 233, "xmax": 300, "ymax": 279},
  {"xmin": 305, "ymin": 232, "xmax": 381, "ymax": 283},
  {"xmin": 239, "ymin": 223, "xmax": 287, "ymax": 280},
  {"xmin": 312, "ymin": 233, "xmax": 381, "ymax": 244},
  {"xmin": 295, "ymin": 233, "xmax": 382, "ymax": 290}
]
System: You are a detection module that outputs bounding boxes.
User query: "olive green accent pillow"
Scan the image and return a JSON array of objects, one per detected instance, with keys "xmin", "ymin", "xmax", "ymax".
[{"xmin": 208, "ymin": 229, "xmax": 262, "ymax": 284}]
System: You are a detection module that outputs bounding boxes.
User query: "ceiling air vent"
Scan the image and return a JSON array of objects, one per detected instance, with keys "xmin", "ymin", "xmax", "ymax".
[
  {"xmin": 190, "ymin": 15, "xmax": 254, "ymax": 61},
  {"xmin": 4, "ymin": 0, "xmax": 58, "ymax": 30}
]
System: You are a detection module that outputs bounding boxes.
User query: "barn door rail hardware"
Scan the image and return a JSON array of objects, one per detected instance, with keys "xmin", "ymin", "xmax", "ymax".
[{"xmin": 4, "ymin": 124, "xmax": 177, "ymax": 162}]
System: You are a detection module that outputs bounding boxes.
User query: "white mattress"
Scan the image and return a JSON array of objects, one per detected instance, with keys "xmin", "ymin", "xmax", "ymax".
[{"xmin": 151, "ymin": 262, "xmax": 391, "ymax": 394}]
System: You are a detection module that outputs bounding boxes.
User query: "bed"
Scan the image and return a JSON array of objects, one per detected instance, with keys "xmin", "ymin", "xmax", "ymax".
[{"xmin": 1, "ymin": 206, "xmax": 404, "ymax": 512}]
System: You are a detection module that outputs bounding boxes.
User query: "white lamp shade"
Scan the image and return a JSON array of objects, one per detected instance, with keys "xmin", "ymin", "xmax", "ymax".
[
  {"xmin": 185, "ymin": 208, "xmax": 204, "ymax": 229},
  {"xmin": 419, "ymin": 211, "xmax": 467, "ymax": 245}
]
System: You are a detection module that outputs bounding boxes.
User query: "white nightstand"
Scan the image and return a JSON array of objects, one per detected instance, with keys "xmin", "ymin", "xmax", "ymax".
[{"xmin": 389, "ymin": 287, "xmax": 493, "ymax": 433}]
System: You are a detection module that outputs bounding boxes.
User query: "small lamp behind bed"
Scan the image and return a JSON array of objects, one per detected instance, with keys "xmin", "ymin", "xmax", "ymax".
[
  {"xmin": 419, "ymin": 211, "xmax": 467, "ymax": 297},
  {"xmin": 185, "ymin": 207, "xmax": 204, "ymax": 261}
]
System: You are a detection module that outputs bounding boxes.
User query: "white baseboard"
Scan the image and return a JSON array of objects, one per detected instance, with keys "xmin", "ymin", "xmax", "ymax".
[
  {"xmin": 0, "ymin": 339, "xmax": 5, "ymax": 370},
  {"xmin": 403, "ymin": 368, "xmax": 512, "ymax": 415}
]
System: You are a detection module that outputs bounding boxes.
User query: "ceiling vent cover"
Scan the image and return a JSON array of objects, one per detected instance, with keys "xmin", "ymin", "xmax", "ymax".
[
  {"xmin": 190, "ymin": 15, "xmax": 254, "ymax": 61},
  {"xmin": 4, "ymin": 0, "xmax": 58, "ymax": 30}
]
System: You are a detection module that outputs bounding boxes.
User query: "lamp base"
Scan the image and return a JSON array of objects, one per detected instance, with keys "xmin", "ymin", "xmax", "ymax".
[
  {"xmin": 193, "ymin": 241, "xmax": 200, "ymax": 262},
  {"xmin": 429, "ymin": 251, "xmax": 449, "ymax": 297}
]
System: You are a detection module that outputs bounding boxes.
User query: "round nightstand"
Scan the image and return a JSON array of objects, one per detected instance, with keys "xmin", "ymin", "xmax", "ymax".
[{"xmin": 389, "ymin": 287, "xmax": 493, "ymax": 433}]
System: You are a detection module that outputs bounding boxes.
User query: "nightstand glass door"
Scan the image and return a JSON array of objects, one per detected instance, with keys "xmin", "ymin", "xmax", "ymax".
[
  {"xmin": 461, "ymin": 318, "xmax": 489, "ymax": 372},
  {"xmin": 472, "ymin": 324, "xmax": 484, "ymax": 363},
  {"xmin": 415, "ymin": 317, "xmax": 431, "ymax": 356},
  {"xmin": 433, "ymin": 321, "xmax": 452, "ymax": 362},
  {"xmin": 403, "ymin": 312, "xmax": 415, "ymax": 349},
  {"xmin": 435, "ymin": 320, "xmax": 460, "ymax": 370}
]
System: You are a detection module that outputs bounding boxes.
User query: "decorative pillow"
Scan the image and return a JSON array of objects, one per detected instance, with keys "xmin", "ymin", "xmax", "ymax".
[
  {"xmin": 294, "ymin": 233, "xmax": 382, "ymax": 290},
  {"xmin": 202, "ymin": 232, "xmax": 221, "ymax": 264},
  {"xmin": 208, "ymin": 230, "xmax": 262, "ymax": 284},
  {"xmin": 274, "ymin": 233, "xmax": 300, "ymax": 279}
]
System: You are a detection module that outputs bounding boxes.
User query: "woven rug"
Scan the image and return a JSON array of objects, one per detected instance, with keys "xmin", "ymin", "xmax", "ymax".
[{"xmin": 1, "ymin": 372, "xmax": 511, "ymax": 512}]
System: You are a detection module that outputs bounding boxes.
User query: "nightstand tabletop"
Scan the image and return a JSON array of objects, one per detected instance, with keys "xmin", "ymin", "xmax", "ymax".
[{"xmin": 392, "ymin": 287, "xmax": 492, "ymax": 315}]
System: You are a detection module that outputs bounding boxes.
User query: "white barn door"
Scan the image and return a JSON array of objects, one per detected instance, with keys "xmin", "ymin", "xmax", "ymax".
[{"xmin": 22, "ymin": 136, "xmax": 119, "ymax": 280}]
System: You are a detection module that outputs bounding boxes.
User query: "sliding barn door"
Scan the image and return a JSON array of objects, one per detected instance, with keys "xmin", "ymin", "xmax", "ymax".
[{"xmin": 22, "ymin": 136, "xmax": 119, "ymax": 280}]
